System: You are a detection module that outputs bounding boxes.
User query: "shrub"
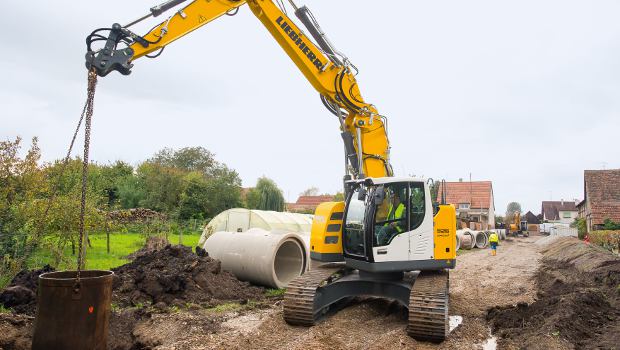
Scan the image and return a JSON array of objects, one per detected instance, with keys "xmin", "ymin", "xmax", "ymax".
[{"xmin": 589, "ymin": 230, "xmax": 620, "ymax": 254}]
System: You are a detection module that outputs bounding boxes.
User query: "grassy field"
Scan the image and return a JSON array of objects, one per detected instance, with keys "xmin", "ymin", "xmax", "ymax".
[{"xmin": 27, "ymin": 232, "xmax": 201, "ymax": 271}]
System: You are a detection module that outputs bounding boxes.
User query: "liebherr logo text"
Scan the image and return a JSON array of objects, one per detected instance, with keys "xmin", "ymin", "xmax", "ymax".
[{"xmin": 276, "ymin": 16, "xmax": 324, "ymax": 70}]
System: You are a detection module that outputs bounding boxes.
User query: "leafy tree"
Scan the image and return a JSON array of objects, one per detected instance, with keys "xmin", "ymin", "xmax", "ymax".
[
  {"xmin": 98, "ymin": 161, "xmax": 134, "ymax": 207},
  {"xmin": 246, "ymin": 177, "xmax": 285, "ymax": 211},
  {"xmin": 178, "ymin": 170, "xmax": 242, "ymax": 220},
  {"xmin": 117, "ymin": 175, "xmax": 145, "ymax": 209},
  {"xmin": 334, "ymin": 192, "xmax": 345, "ymax": 201},
  {"xmin": 504, "ymin": 202, "xmax": 522, "ymax": 225},
  {"xmin": 505, "ymin": 202, "xmax": 522, "ymax": 217},
  {"xmin": 300, "ymin": 187, "xmax": 320, "ymax": 196},
  {"xmin": 0, "ymin": 137, "xmax": 46, "ymax": 258},
  {"xmin": 150, "ymin": 147, "xmax": 217, "ymax": 176},
  {"xmin": 135, "ymin": 162, "xmax": 184, "ymax": 213}
]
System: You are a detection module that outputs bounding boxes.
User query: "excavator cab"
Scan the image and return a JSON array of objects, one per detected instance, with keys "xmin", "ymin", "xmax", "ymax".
[{"xmin": 311, "ymin": 177, "xmax": 456, "ymax": 271}]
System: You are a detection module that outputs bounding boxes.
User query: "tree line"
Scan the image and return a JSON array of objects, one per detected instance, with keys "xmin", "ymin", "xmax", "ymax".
[{"xmin": 0, "ymin": 137, "xmax": 285, "ymax": 274}]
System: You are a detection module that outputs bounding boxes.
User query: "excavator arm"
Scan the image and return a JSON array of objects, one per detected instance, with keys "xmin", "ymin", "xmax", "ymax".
[{"xmin": 85, "ymin": 0, "xmax": 393, "ymax": 181}]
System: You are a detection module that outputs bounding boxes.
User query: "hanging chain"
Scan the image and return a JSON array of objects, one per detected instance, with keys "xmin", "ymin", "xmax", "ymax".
[
  {"xmin": 76, "ymin": 69, "xmax": 98, "ymax": 284},
  {"xmin": 16, "ymin": 72, "xmax": 95, "ymax": 271}
]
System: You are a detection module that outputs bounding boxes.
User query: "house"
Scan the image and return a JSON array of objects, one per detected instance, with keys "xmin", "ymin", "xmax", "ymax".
[
  {"xmin": 524, "ymin": 211, "xmax": 541, "ymax": 224},
  {"xmin": 541, "ymin": 200, "xmax": 579, "ymax": 224},
  {"xmin": 437, "ymin": 180, "xmax": 495, "ymax": 229},
  {"xmin": 287, "ymin": 195, "xmax": 335, "ymax": 213},
  {"xmin": 577, "ymin": 169, "xmax": 620, "ymax": 232}
]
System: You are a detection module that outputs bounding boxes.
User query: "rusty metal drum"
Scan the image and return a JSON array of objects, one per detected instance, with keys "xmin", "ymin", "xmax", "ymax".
[{"xmin": 32, "ymin": 270, "xmax": 113, "ymax": 350}]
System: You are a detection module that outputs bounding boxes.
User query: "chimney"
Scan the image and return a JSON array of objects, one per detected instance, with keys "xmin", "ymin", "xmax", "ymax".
[{"xmin": 561, "ymin": 198, "xmax": 564, "ymax": 206}]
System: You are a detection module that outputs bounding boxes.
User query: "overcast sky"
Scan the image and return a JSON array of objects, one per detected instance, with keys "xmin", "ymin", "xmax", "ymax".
[{"xmin": 1, "ymin": 0, "xmax": 619, "ymax": 214}]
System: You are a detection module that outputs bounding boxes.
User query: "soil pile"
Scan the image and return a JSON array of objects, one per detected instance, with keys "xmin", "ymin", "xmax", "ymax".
[
  {"xmin": 0, "ymin": 313, "xmax": 33, "ymax": 350},
  {"xmin": 107, "ymin": 208, "xmax": 166, "ymax": 223},
  {"xmin": 0, "ymin": 265, "xmax": 55, "ymax": 315},
  {"xmin": 112, "ymin": 244, "xmax": 265, "ymax": 307},
  {"xmin": 487, "ymin": 238, "xmax": 620, "ymax": 349},
  {"xmin": 125, "ymin": 235, "xmax": 169, "ymax": 260}
]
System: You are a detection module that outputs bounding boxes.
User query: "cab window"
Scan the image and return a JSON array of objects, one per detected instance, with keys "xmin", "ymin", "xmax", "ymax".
[
  {"xmin": 373, "ymin": 184, "xmax": 408, "ymax": 247},
  {"xmin": 409, "ymin": 183, "xmax": 425, "ymax": 230}
]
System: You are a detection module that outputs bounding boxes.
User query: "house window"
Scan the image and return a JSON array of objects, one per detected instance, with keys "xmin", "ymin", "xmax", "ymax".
[
  {"xmin": 459, "ymin": 203, "xmax": 470, "ymax": 210},
  {"xmin": 562, "ymin": 211, "xmax": 572, "ymax": 218}
]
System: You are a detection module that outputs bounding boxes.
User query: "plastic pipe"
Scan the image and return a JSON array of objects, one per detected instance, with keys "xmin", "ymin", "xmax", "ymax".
[{"xmin": 204, "ymin": 228, "xmax": 307, "ymax": 289}]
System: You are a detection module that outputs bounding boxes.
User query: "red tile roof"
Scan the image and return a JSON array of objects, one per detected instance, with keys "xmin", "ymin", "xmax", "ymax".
[
  {"xmin": 437, "ymin": 181, "xmax": 493, "ymax": 209},
  {"xmin": 287, "ymin": 195, "xmax": 335, "ymax": 212},
  {"xmin": 584, "ymin": 169, "xmax": 620, "ymax": 225},
  {"xmin": 541, "ymin": 200, "xmax": 578, "ymax": 221}
]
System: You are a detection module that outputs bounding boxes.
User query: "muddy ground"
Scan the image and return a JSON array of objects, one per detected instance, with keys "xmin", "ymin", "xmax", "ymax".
[
  {"xmin": 120, "ymin": 235, "xmax": 544, "ymax": 350},
  {"xmin": 487, "ymin": 237, "xmax": 620, "ymax": 349},
  {"xmin": 2, "ymin": 234, "xmax": 618, "ymax": 350}
]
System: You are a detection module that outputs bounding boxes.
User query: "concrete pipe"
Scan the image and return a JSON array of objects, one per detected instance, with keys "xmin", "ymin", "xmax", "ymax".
[
  {"xmin": 457, "ymin": 230, "xmax": 474, "ymax": 250},
  {"xmin": 473, "ymin": 231, "xmax": 488, "ymax": 248},
  {"xmin": 204, "ymin": 228, "xmax": 308, "ymax": 288},
  {"xmin": 455, "ymin": 233, "xmax": 461, "ymax": 251}
]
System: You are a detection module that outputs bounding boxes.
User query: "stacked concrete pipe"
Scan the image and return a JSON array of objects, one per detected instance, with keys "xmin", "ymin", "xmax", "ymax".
[
  {"xmin": 456, "ymin": 230, "xmax": 474, "ymax": 250},
  {"xmin": 473, "ymin": 231, "xmax": 489, "ymax": 248},
  {"xmin": 497, "ymin": 229, "xmax": 507, "ymax": 240},
  {"xmin": 455, "ymin": 233, "xmax": 461, "ymax": 251},
  {"xmin": 204, "ymin": 228, "xmax": 309, "ymax": 289}
]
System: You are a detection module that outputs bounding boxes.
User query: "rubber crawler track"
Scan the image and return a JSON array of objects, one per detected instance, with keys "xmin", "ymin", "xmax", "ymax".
[
  {"xmin": 283, "ymin": 265, "xmax": 344, "ymax": 326},
  {"xmin": 407, "ymin": 269, "xmax": 450, "ymax": 342}
]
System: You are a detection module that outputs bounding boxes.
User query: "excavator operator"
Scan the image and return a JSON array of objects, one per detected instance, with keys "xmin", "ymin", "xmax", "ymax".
[{"xmin": 376, "ymin": 187, "xmax": 406, "ymax": 245}]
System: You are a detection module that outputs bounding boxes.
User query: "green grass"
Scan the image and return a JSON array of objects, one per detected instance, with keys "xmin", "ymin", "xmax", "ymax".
[
  {"xmin": 208, "ymin": 302, "xmax": 242, "ymax": 313},
  {"xmin": 0, "ymin": 305, "xmax": 11, "ymax": 313},
  {"xmin": 265, "ymin": 288, "xmax": 286, "ymax": 297},
  {"xmin": 207, "ymin": 301, "xmax": 259, "ymax": 313},
  {"xmin": 27, "ymin": 231, "xmax": 202, "ymax": 271}
]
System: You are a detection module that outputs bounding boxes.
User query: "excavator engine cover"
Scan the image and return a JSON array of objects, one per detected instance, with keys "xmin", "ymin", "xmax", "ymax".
[{"xmin": 310, "ymin": 201, "xmax": 345, "ymax": 262}]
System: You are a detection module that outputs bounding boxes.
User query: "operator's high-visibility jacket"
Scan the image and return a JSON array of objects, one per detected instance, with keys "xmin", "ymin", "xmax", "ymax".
[
  {"xmin": 489, "ymin": 232, "xmax": 499, "ymax": 243},
  {"xmin": 385, "ymin": 202, "xmax": 405, "ymax": 233}
]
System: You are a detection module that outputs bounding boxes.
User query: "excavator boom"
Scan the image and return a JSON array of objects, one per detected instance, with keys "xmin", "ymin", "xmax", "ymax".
[{"xmin": 85, "ymin": 0, "xmax": 392, "ymax": 180}]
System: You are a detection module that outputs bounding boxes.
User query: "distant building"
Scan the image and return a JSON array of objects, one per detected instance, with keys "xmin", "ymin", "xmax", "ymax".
[
  {"xmin": 577, "ymin": 169, "xmax": 620, "ymax": 232},
  {"xmin": 287, "ymin": 195, "xmax": 335, "ymax": 213},
  {"xmin": 437, "ymin": 181, "xmax": 495, "ymax": 229},
  {"xmin": 541, "ymin": 200, "xmax": 579, "ymax": 224},
  {"xmin": 524, "ymin": 211, "xmax": 541, "ymax": 224}
]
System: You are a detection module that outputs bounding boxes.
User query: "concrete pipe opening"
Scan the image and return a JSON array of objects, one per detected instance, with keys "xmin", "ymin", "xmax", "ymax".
[
  {"xmin": 274, "ymin": 239, "xmax": 305, "ymax": 287},
  {"xmin": 474, "ymin": 231, "xmax": 488, "ymax": 248}
]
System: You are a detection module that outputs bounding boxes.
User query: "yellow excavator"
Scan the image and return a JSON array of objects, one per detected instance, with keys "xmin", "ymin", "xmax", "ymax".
[
  {"xmin": 86, "ymin": 0, "xmax": 457, "ymax": 341},
  {"xmin": 507, "ymin": 211, "xmax": 529, "ymax": 237}
]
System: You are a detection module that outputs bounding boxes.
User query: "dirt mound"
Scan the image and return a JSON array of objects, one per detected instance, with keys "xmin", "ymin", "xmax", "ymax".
[
  {"xmin": 487, "ymin": 238, "xmax": 620, "ymax": 349},
  {"xmin": 112, "ymin": 245, "xmax": 265, "ymax": 307},
  {"xmin": 0, "ymin": 265, "xmax": 54, "ymax": 315},
  {"xmin": 125, "ymin": 235, "xmax": 169, "ymax": 260},
  {"xmin": 0, "ymin": 313, "xmax": 33, "ymax": 350}
]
